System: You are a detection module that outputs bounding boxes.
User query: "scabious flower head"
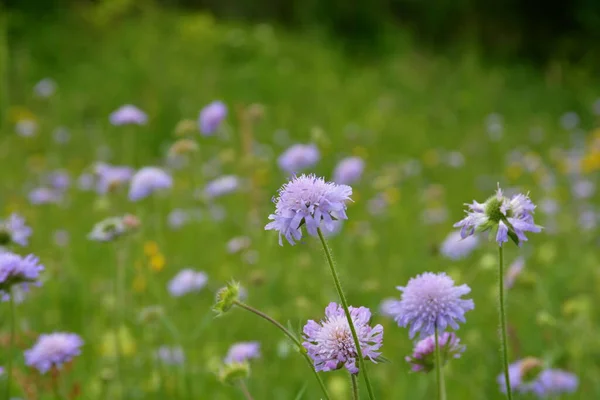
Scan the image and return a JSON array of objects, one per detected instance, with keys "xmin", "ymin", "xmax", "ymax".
[
  {"xmin": 224, "ymin": 342, "xmax": 260, "ymax": 365},
  {"xmin": 497, "ymin": 358, "xmax": 543, "ymax": 394},
  {"xmin": 226, "ymin": 236, "xmax": 251, "ymax": 254},
  {"xmin": 333, "ymin": 156, "xmax": 365, "ymax": 185},
  {"xmin": 0, "ymin": 252, "xmax": 44, "ymax": 300},
  {"xmin": 155, "ymin": 346, "xmax": 185, "ymax": 365},
  {"xmin": 94, "ymin": 163, "xmax": 134, "ymax": 194},
  {"xmin": 88, "ymin": 215, "xmax": 138, "ymax": 242},
  {"xmin": 128, "ymin": 167, "xmax": 173, "ymax": 201},
  {"xmin": 46, "ymin": 170, "xmax": 71, "ymax": 191},
  {"xmin": 24, "ymin": 332, "xmax": 83, "ymax": 374},
  {"xmin": 405, "ymin": 332, "xmax": 465, "ymax": 373},
  {"xmin": 213, "ymin": 281, "xmax": 241, "ymax": 316},
  {"xmin": 265, "ymin": 174, "xmax": 352, "ymax": 245},
  {"xmin": 302, "ymin": 302, "xmax": 383, "ymax": 374},
  {"xmin": 453, "ymin": 185, "xmax": 542, "ymax": 246},
  {"xmin": 109, "ymin": 104, "xmax": 147, "ymax": 126},
  {"xmin": 0, "ymin": 213, "xmax": 32, "ymax": 247},
  {"xmin": 28, "ymin": 187, "xmax": 62, "ymax": 205},
  {"xmin": 167, "ymin": 269, "xmax": 208, "ymax": 297},
  {"xmin": 379, "ymin": 298, "xmax": 399, "ymax": 319},
  {"xmin": 391, "ymin": 272, "xmax": 474, "ymax": 338},
  {"xmin": 204, "ymin": 175, "xmax": 239, "ymax": 199},
  {"xmin": 34, "ymin": 78, "xmax": 57, "ymax": 98},
  {"xmin": 532, "ymin": 369, "xmax": 578, "ymax": 397},
  {"xmin": 198, "ymin": 101, "xmax": 227, "ymax": 135},
  {"xmin": 277, "ymin": 144, "xmax": 320, "ymax": 175},
  {"xmin": 439, "ymin": 230, "xmax": 479, "ymax": 260}
]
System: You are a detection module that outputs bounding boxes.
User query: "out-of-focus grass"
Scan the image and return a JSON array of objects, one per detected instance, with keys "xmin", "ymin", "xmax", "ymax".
[{"xmin": 2, "ymin": 4, "xmax": 600, "ymax": 399}]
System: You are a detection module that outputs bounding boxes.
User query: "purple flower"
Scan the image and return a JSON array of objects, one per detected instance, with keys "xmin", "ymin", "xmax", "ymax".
[
  {"xmin": 46, "ymin": 170, "xmax": 71, "ymax": 191},
  {"xmin": 379, "ymin": 298, "xmax": 399, "ymax": 318},
  {"xmin": 505, "ymin": 257, "xmax": 525, "ymax": 289},
  {"xmin": 302, "ymin": 302, "xmax": 383, "ymax": 374},
  {"xmin": 34, "ymin": 78, "xmax": 56, "ymax": 98},
  {"xmin": 24, "ymin": 332, "xmax": 83, "ymax": 373},
  {"xmin": 198, "ymin": 101, "xmax": 227, "ymax": 135},
  {"xmin": 0, "ymin": 213, "xmax": 32, "ymax": 247},
  {"xmin": 226, "ymin": 236, "xmax": 251, "ymax": 254},
  {"xmin": 265, "ymin": 174, "xmax": 352, "ymax": 245},
  {"xmin": 15, "ymin": 119, "xmax": 37, "ymax": 137},
  {"xmin": 439, "ymin": 231, "xmax": 479, "ymax": 260},
  {"xmin": 532, "ymin": 369, "xmax": 578, "ymax": 397},
  {"xmin": 167, "ymin": 269, "xmax": 208, "ymax": 297},
  {"xmin": 155, "ymin": 346, "xmax": 185, "ymax": 365},
  {"xmin": 0, "ymin": 252, "xmax": 44, "ymax": 300},
  {"xmin": 224, "ymin": 342, "xmax": 261, "ymax": 364},
  {"xmin": 277, "ymin": 144, "xmax": 320, "ymax": 174},
  {"xmin": 390, "ymin": 272, "xmax": 474, "ymax": 338},
  {"xmin": 128, "ymin": 167, "xmax": 172, "ymax": 201},
  {"xmin": 406, "ymin": 332, "xmax": 465, "ymax": 373},
  {"xmin": 77, "ymin": 173, "xmax": 95, "ymax": 191},
  {"xmin": 572, "ymin": 179, "xmax": 595, "ymax": 199},
  {"xmin": 560, "ymin": 111, "xmax": 579, "ymax": 130},
  {"xmin": 204, "ymin": 175, "xmax": 239, "ymax": 199},
  {"xmin": 53, "ymin": 127, "xmax": 70, "ymax": 144},
  {"xmin": 333, "ymin": 157, "xmax": 365, "ymax": 185},
  {"xmin": 94, "ymin": 163, "xmax": 134, "ymax": 194},
  {"xmin": 167, "ymin": 209, "xmax": 189, "ymax": 230},
  {"xmin": 497, "ymin": 358, "xmax": 543, "ymax": 394},
  {"xmin": 109, "ymin": 104, "xmax": 147, "ymax": 126},
  {"xmin": 53, "ymin": 230, "xmax": 70, "ymax": 247},
  {"xmin": 28, "ymin": 187, "xmax": 62, "ymax": 205}
]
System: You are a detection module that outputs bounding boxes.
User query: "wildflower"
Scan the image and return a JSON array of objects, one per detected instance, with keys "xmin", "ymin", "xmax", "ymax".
[
  {"xmin": 33, "ymin": 78, "xmax": 57, "ymax": 98},
  {"xmin": 453, "ymin": 185, "xmax": 541, "ymax": 246},
  {"xmin": 198, "ymin": 101, "xmax": 227, "ymax": 135},
  {"xmin": 532, "ymin": 369, "xmax": 578, "ymax": 397},
  {"xmin": 497, "ymin": 358, "xmax": 543, "ymax": 394},
  {"xmin": 302, "ymin": 302, "xmax": 383, "ymax": 374},
  {"xmin": 167, "ymin": 209, "xmax": 190, "ymax": 230},
  {"xmin": 15, "ymin": 119, "xmax": 37, "ymax": 137},
  {"xmin": 24, "ymin": 332, "xmax": 83, "ymax": 373},
  {"xmin": 277, "ymin": 144, "xmax": 320, "ymax": 174},
  {"xmin": 0, "ymin": 252, "xmax": 44, "ymax": 300},
  {"xmin": 406, "ymin": 332, "xmax": 465, "ymax": 373},
  {"xmin": 167, "ymin": 269, "xmax": 207, "ymax": 297},
  {"xmin": 155, "ymin": 346, "xmax": 185, "ymax": 366},
  {"xmin": 333, "ymin": 157, "xmax": 365, "ymax": 185},
  {"xmin": 391, "ymin": 272, "xmax": 474, "ymax": 338},
  {"xmin": 204, "ymin": 175, "xmax": 239, "ymax": 199},
  {"xmin": 572, "ymin": 179, "xmax": 595, "ymax": 199},
  {"xmin": 218, "ymin": 362, "xmax": 250, "ymax": 385},
  {"xmin": 213, "ymin": 281, "xmax": 241, "ymax": 316},
  {"xmin": 378, "ymin": 298, "xmax": 399, "ymax": 318},
  {"xmin": 224, "ymin": 342, "xmax": 260, "ymax": 365},
  {"xmin": 53, "ymin": 127, "xmax": 70, "ymax": 144},
  {"xmin": 128, "ymin": 167, "xmax": 172, "ymax": 201},
  {"xmin": 46, "ymin": 170, "xmax": 71, "ymax": 191},
  {"xmin": 88, "ymin": 216, "xmax": 136, "ymax": 242},
  {"xmin": 109, "ymin": 104, "xmax": 147, "ymax": 126},
  {"xmin": 168, "ymin": 138, "xmax": 199, "ymax": 157},
  {"xmin": 265, "ymin": 174, "xmax": 352, "ymax": 245},
  {"xmin": 53, "ymin": 230, "xmax": 70, "ymax": 247},
  {"xmin": 0, "ymin": 213, "xmax": 32, "ymax": 247},
  {"xmin": 367, "ymin": 193, "xmax": 388, "ymax": 216},
  {"xmin": 439, "ymin": 230, "xmax": 479, "ymax": 260},
  {"xmin": 94, "ymin": 163, "xmax": 134, "ymax": 194},
  {"xmin": 505, "ymin": 257, "xmax": 525, "ymax": 289},
  {"xmin": 560, "ymin": 112, "xmax": 579, "ymax": 130},
  {"xmin": 77, "ymin": 173, "xmax": 95, "ymax": 191},
  {"xmin": 227, "ymin": 236, "xmax": 251, "ymax": 254},
  {"xmin": 28, "ymin": 187, "xmax": 62, "ymax": 205}
]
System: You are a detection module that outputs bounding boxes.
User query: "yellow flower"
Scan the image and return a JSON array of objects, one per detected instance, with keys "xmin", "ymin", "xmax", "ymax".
[
  {"xmin": 143, "ymin": 241, "xmax": 159, "ymax": 257},
  {"xmin": 150, "ymin": 254, "xmax": 165, "ymax": 272}
]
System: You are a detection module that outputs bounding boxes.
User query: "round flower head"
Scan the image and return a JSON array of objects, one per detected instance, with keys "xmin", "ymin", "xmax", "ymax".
[
  {"xmin": 109, "ymin": 104, "xmax": 148, "ymax": 126},
  {"xmin": 15, "ymin": 119, "xmax": 37, "ymax": 137},
  {"xmin": 88, "ymin": 217, "xmax": 127, "ymax": 242},
  {"xmin": 439, "ymin": 230, "xmax": 479, "ymax": 260},
  {"xmin": 24, "ymin": 332, "xmax": 83, "ymax": 374},
  {"xmin": 277, "ymin": 144, "xmax": 320, "ymax": 174},
  {"xmin": 0, "ymin": 252, "xmax": 44, "ymax": 300},
  {"xmin": 46, "ymin": 170, "xmax": 71, "ymax": 191},
  {"xmin": 94, "ymin": 163, "xmax": 134, "ymax": 194},
  {"xmin": 204, "ymin": 175, "xmax": 239, "ymax": 199},
  {"xmin": 224, "ymin": 342, "xmax": 260, "ymax": 365},
  {"xmin": 198, "ymin": 101, "xmax": 227, "ymax": 135},
  {"xmin": 128, "ymin": 167, "xmax": 172, "ymax": 201},
  {"xmin": 155, "ymin": 346, "xmax": 185, "ymax": 366},
  {"xmin": 167, "ymin": 269, "xmax": 208, "ymax": 297},
  {"xmin": 453, "ymin": 184, "xmax": 542, "ymax": 246},
  {"xmin": 265, "ymin": 174, "xmax": 352, "ymax": 245},
  {"xmin": 406, "ymin": 332, "xmax": 465, "ymax": 373},
  {"xmin": 532, "ymin": 369, "xmax": 578, "ymax": 397},
  {"xmin": 333, "ymin": 156, "xmax": 365, "ymax": 185},
  {"xmin": 302, "ymin": 302, "xmax": 383, "ymax": 374},
  {"xmin": 34, "ymin": 78, "xmax": 57, "ymax": 98},
  {"xmin": 497, "ymin": 358, "xmax": 543, "ymax": 394},
  {"xmin": 0, "ymin": 213, "xmax": 32, "ymax": 247},
  {"xmin": 28, "ymin": 187, "xmax": 62, "ymax": 205},
  {"xmin": 391, "ymin": 272, "xmax": 474, "ymax": 338}
]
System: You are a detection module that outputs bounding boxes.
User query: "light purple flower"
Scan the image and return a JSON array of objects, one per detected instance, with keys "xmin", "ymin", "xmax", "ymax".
[
  {"xmin": 0, "ymin": 252, "xmax": 44, "ymax": 300},
  {"xmin": 167, "ymin": 209, "xmax": 189, "ymax": 230},
  {"xmin": 560, "ymin": 112, "xmax": 579, "ymax": 130},
  {"xmin": 167, "ymin": 269, "xmax": 208, "ymax": 297},
  {"xmin": 109, "ymin": 104, "xmax": 147, "ymax": 126},
  {"xmin": 34, "ymin": 78, "xmax": 57, "ymax": 98},
  {"xmin": 333, "ymin": 157, "xmax": 365, "ymax": 185},
  {"xmin": 155, "ymin": 346, "xmax": 185, "ymax": 366},
  {"xmin": 46, "ymin": 170, "xmax": 71, "ymax": 191},
  {"xmin": 277, "ymin": 144, "xmax": 320, "ymax": 174},
  {"xmin": 53, "ymin": 230, "xmax": 70, "ymax": 247},
  {"xmin": 94, "ymin": 163, "xmax": 134, "ymax": 194},
  {"xmin": 128, "ymin": 167, "xmax": 172, "ymax": 201},
  {"xmin": 204, "ymin": 175, "xmax": 239, "ymax": 199},
  {"xmin": 28, "ymin": 187, "xmax": 62, "ymax": 205},
  {"xmin": 379, "ymin": 298, "xmax": 399, "ymax": 318},
  {"xmin": 303, "ymin": 302, "xmax": 383, "ymax": 374},
  {"xmin": 265, "ymin": 174, "xmax": 352, "ymax": 245},
  {"xmin": 572, "ymin": 179, "xmax": 595, "ymax": 199},
  {"xmin": 406, "ymin": 332, "xmax": 465, "ymax": 373},
  {"xmin": 77, "ymin": 173, "xmax": 95, "ymax": 191},
  {"xmin": 439, "ymin": 231, "xmax": 479, "ymax": 260},
  {"xmin": 390, "ymin": 272, "xmax": 474, "ymax": 338},
  {"xmin": 24, "ymin": 332, "xmax": 83, "ymax": 373},
  {"xmin": 539, "ymin": 198, "xmax": 559, "ymax": 215},
  {"xmin": 0, "ymin": 213, "xmax": 32, "ymax": 247},
  {"xmin": 224, "ymin": 342, "xmax": 261, "ymax": 365},
  {"xmin": 505, "ymin": 257, "xmax": 525, "ymax": 289},
  {"xmin": 367, "ymin": 193, "xmax": 388, "ymax": 216},
  {"xmin": 52, "ymin": 127, "xmax": 70, "ymax": 144},
  {"xmin": 497, "ymin": 358, "xmax": 544, "ymax": 394},
  {"xmin": 15, "ymin": 119, "xmax": 37, "ymax": 137},
  {"xmin": 198, "ymin": 101, "xmax": 227, "ymax": 135},
  {"xmin": 532, "ymin": 369, "xmax": 578, "ymax": 397},
  {"xmin": 579, "ymin": 209, "xmax": 598, "ymax": 231},
  {"xmin": 226, "ymin": 236, "xmax": 251, "ymax": 254}
]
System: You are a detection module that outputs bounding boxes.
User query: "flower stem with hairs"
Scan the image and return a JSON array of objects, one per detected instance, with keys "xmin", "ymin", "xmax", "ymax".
[
  {"xmin": 498, "ymin": 246, "xmax": 513, "ymax": 399},
  {"xmin": 351, "ymin": 374, "xmax": 359, "ymax": 400},
  {"xmin": 434, "ymin": 328, "xmax": 446, "ymax": 400}
]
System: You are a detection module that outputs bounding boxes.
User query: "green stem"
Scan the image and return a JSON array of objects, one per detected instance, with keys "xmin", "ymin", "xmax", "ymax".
[
  {"xmin": 238, "ymin": 380, "xmax": 254, "ymax": 400},
  {"xmin": 498, "ymin": 245, "xmax": 513, "ymax": 400},
  {"xmin": 317, "ymin": 229, "xmax": 376, "ymax": 400},
  {"xmin": 52, "ymin": 368, "xmax": 62, "ymax": 400},
  {"xmin": 434, "ymin": 328, "xmax": 446, "ymax": 400},
  {"xmin": 351, "ymin": 374, "xmax": 359, "ymax": 400},
  {"xmin": 233, "ymin": 301, "xmax": 331, "ymax": 400},
  {"xmin": 113, "ymin": 244, "xmax": 125, "ymax": 391},
  {"xmin": 6, "ymin": 289, "xmax": 15, "ymax": 399}
]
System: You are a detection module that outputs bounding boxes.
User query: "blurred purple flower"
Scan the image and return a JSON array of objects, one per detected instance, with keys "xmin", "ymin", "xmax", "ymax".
[
  {"xmin": 15, "ymin": 119, "xmax": 37, "ymax": 137},
  {"xmin": 53, "ymin": 230, "xmax": 70, "ymax": 247},
  {"xmin": 0, "ymin": 213, "xmax": 32, "ymax": 247},
  {"xmin": 226, "ymin": 236, "xmax": 251, "ymax": 254},
  {"xmin": 485, "ymin": 113, "xmax": 503, "ymax": 141},
  {"xmin": 379, "ymin": 298, "xmax": 399, "ymax": 318},
  {"xmin": 77, "ymin": 173, "xmax": 95, "ymax": 191},
  {"xmin": 168, "ymin": 269, "xmax": 208, "ymax": 297},
  {"xmin": 277, "ymin": 144, "xmax": 320, "ymax": 174},
  {"xmin": 224, "ymin": 342, "xmax": 260, "ymax": 365},
  {"xmin": 505, "ymin": 257, "xmax": 525, "ymax": 289},
  {"xmin": 572, "ymin": 179, "xmax": 595, "ymax": 199},
  {"xmin": 52, "ymin": 127, "xmax": 70, "ymax": 144},
  {"xmin": 579, "ymin": 209, "xmax": 597, "ymax": 231},
  {"xmin": 28, "ymin": 187, "xmax": 62, "ymax": 205},
  {"xmin": 204, "ymin": 175, "xmax": 239, "ymax": 199},
  {"xmin": 406, "ymin": 332, "xmax": 465, "ymax": 373},
  {"xmin": 128, "ymin": 167, "xmax": 172, "ymax": 201},
  {"xmin": 109, "ymin": 104, "xmax": 147, "ymax": 126},
  {"xmin": 24, "ymin": 332, "xmax": 83, "ymax": 373},
  {"xmin": 167, "ymin": 209, "xmax": 189, "ymax": 230},
  {"xmin": 440, "ymin": 231, "xmax": 479, "ymax": 260},
  {"xmin": 34, "ymin": 78, "xmax": 57, "ymax": 98},
  {"xmin": 367, "ymin": 193, "xmax": 388, "ymax": 216},
  {"xmin": 94, "ymin": 163, "xmax": 134, "ymax": 194},
  {"xmin": 560, "ymin": 112, "xmax": 579, "ymax": 130},
  {"xmin": 155, "ymin": 346, "xmax": 185, "ymax": 366},
  {"xmin": 198, "ymin": 101, "xmax": 227, "ymax": 135},
  {"xmin": 46, "ymin": 170, "xmax": 71, "ymax": 191},
  {"xmin": 333, "ymin": 156, "xmax": 365, "ymax": 185},
  {"xmin": 539, "ymin": 198, "xmax": 559, "ymax": 215},
  {"xmin": 0, "ymin": 252, "xmax": 44, "ymax": 301},
  {"xmin": 532, "ymin": 369, "xmax": 578, "ymax": 397}
]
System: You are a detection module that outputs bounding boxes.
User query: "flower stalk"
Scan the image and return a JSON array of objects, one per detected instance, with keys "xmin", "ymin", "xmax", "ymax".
[
  {"xmin": 498, "ymin": 245, "xmax": 513, "ymax": 400},
  {"xmin": 434, "ymin": 328, "xmax": 446, "ymax": 400}
]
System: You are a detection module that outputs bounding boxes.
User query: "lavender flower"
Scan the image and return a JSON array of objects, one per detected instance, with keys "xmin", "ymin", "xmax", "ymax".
[
  {"xmin": 28, "ymin": 187, "xmax": 62, "ymax": 205},
  {"xmin": 505, "ymin": 256, "xmax": 525, "ymax": 289},
  {"xmin": 204, "ymin": 175, "xmax": 239, "ymax": 199},
  {"xmin": 0, "ymin": 213, "xmax": 32, "ymax": 247},
  {"xmin": 379, "ymin": 298, "xmax": 399, "ymax": 318},
  {"xmin": 439, "ymin": 230, "xmax": 479, "ymax": 260},
  {"xmin": 15, "ymin": 119, "xmax": 37, "ymax": 137},
  {"xmin": 93, "ymin": 163, "xmax": 134, "ymax": 194},
  {"xmin": 53, "ymin": 127, "xmax": 70, "ymax": 144},
  {"xmin": 226, "ymin": 236, "xmax": 251, "ymax": 254},
  {"xmin": 333, "ymin": 157, "xmax": 365, "ymax": 185},
  {"xmin": 302, "ymin": 302, "xmax": 383, "ymax": 374},
  {"xmin": 155, "ymin": 346, "xmax": 185, "ymax": 366},
  {"xmin": 0, "ymin": 252, "xmax": 44, "ymax": 300},
  {"xmin": 167, "ymin": 269, "xmax": 208, "ymax": 297},
  {"xmin": 224, "ymin": 342, "xmax": 260, "ymax": 364},
  {"xmin": 34, "ymin": 78, "xmax": 57, "ymax": 98},
  {"xmin": 277, "ymin": 144, "xmax": 320, "ymax": 174},
  {"xmin": 532, "ymin": 369, "xmax": 578, "ymax": 397},
  {"xmin": 453, "ymin": 185, "xmax": 541, "ymax": 246},
  {"xmin": 390, "ymin": 272, "xmax": 474, "ymax": 338},
  {"xmin": 265, "ymin": 174, "xmax": 352, "ymax": 245},
  {"xmin": 128, "ymin": 167, "xmax": 172, "ymax": 201},
  {"xmin": 46, "ymin": 170, "xmax": 71, "ymax": 191},
  {"xmin": 198, "ymin": 101, "xmax": 227, "ymax": 135},
  {"xmin": 24, "ymin": 332, "xmax": 83, "ymax": 373},
  {"xmin": 109, "ymin": 104, "xmax": 148, "ymax": 126},
  {"xmin": 167, "ymin": 209, "xmax": 190, "ymax": 230},
  {"xmin": 406, "ymin": 332, "xmax": 465, "ymax": 373},
  {"xmin": 572, "ymin": 179, "xmax": 595, "ymax": 199},
  {"xmin": 497, "ymin": 358, "xmax": 543, "ymax": 394}
]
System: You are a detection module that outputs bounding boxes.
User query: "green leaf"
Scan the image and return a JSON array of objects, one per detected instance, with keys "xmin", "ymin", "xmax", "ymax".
[{"xmin": 293, "ymin": 383, "xmax": 308, "ymax": 400}]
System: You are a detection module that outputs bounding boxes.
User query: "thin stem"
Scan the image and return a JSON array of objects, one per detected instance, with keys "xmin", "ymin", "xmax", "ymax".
[
  {"xmin": 113, "ymin": 244, "xmax": 125, "ymax": 391},
  {"xmin": 498, "ymin": 245, "xmax": 513, "ymax": 399},
  {"xmin": 238, "ymin": 380, "xmax": 254, "ymax": 400},
  {"xmin": 51, "ymin": 368, "xmax": 62, "ymax": 400},
  {"xmin": 434, "ymin": 329, "xmax": 446, "ymax": 400},
  {"xmin": 317, "ymin": 229, "xmax": 376, "ymax": 400},
  {"xmin": 6, "ymin": 288, "xmax": 15, "ymax": 399},
  {"xmin": 233, "ymin": 301, "xmax": 331, "ymax": 400},
  {"xmin": 351, "ymin": 374, "xmax": 359, "ymax": 400}
]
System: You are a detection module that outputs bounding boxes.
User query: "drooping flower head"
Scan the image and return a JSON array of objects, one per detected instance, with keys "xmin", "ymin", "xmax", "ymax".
[
  {"xmin": 204, "ymin": 175, "xmax": 239, "ymax": 199},
  {"xmin": 0, "ymin": 252, "xmax": 44, "ymax": 300},
  {"xmin": 198, "ymin": 101, "xmax": 227, "ymax": 135},
  {"xmin": 439, "ymin": 230, "xmax": 479, "ymax": 260},
  {"xmin": 155, "ymin": 346, "xmax": 185, "ymax": 366},
  {"xmin": 277, "ymin": 144, "xmax": 320, "ymax": 174},
  {"xmin": 0, "ymin": 213, "xmax": 32, "ymax": 247},
  {"xmin": 390, "ymin": 272, "xmax": 474, "ymax": 338},
  {"xmin": 406, "ymin": 332, "xmax": 465, "ymax": 373},
  {"xmin": 333, "ymin": 156, "xmax": 365, "ymax": 185},
  {"xmin": 24, "ymin": 332, "xmax": 83, "ymax": 373},
  {"xmin": 167, "ymin": 269, "xmax": 208, "ymax": 297},
  {"xmin": 109, "ymin": 104, "xmax": 148, "ymax": 126},
  {"xmin": 224, "ymin": 342, "xmax": 260, "ymax": 365},
  {"xmin": 532, "ymin": 369, "xmax": 579, "ymax": 397},
  {"xmin": 302, "ymin": 302, "xmax": 383, "ymax": 374},
  {"xmin": 453, "ymin": 185, "xmax": 542, "ymax": 246},
  {"xmin": 128, "ymin": 167, "xmax": 173, "ymax": 201},
  {"xmin": 213, "ymin": 281, "xmax": 241, "ymax": 316},
  {"xmin": 265, "ymin": 174, "xmax": 352, "ymax": 245}
]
